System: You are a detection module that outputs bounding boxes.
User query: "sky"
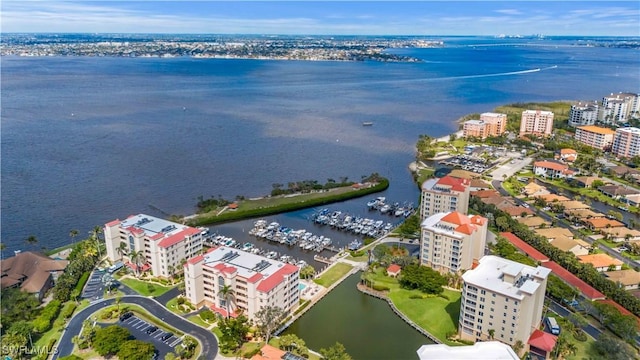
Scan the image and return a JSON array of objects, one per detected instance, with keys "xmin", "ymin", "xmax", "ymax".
[{"xmin": 2, "ymin": 1, "xmax": 639, "ymax": 36}]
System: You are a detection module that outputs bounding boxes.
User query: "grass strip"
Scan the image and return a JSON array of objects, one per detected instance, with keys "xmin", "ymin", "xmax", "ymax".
[
  {"xmin": 120, "ymin": 277, "xmax": 174, "ymax": 297},
  {"xmin": 313, "ymin": 263, "xmax": 353, "ymax": 287},
  {"xmin": 187, "ymin": 179, "xmax": 389, "ymax": 226}
]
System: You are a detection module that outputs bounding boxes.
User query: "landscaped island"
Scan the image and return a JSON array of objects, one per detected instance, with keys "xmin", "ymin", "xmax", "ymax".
[{"xmin": 185, "ymin": 173, "xmax": 388, "ymax": 226}]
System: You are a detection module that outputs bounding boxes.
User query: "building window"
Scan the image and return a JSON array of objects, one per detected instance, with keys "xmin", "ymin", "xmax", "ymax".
[{"xmin": 218, "ymin": 276, "xmax": 225, "ymax": 287}]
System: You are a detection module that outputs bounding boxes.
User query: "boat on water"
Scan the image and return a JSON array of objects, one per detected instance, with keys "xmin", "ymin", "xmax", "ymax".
[{"xmin": 362, "ymin": 122, "xmax": 373, "ymax": 126}]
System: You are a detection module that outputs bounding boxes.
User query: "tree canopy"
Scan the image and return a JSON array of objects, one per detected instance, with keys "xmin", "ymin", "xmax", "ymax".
[
  {"xmin": 398, "ymin": 264, "xmax": 446, "ymax": 294},
  {"xmin": 593, "ymin": 333, "xmax": 637, "ymax": 360},
  {"xmin": 254, "ymin": 306, "xmax": 285, "ymax": 344},
  {"xmin": 319, "ymin": 342, "xmax": 352, "ymax": 360},
  {"xmin": 93, "ymin": 325, "xmax": 132, "ymax": 356},
  {"xmin": 117, "ymin": 340, "xmax": 156, "ymax": 360}
]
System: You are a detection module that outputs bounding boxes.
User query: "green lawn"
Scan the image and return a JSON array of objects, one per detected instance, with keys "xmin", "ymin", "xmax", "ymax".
[
  {"xmin": 187, "ymin": 314, "xmax": 213, "ymax": 328},
  {"xmin": 313, "ymin": 263, "xmax": 353, "ymax": 287},
  {"xmin": 364, "ymin": 268, "xmax": 462, "ymax": 346},
  {"xmin": 120, "ymin": 277, "xmax": 174, "ymax": 296}
]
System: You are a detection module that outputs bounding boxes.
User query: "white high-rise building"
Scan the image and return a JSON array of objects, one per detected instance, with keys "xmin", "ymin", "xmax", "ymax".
[
  {"xmin": 612, "ymin": 127, "xmax": 640, "ymax": 159},
  {"xmin": 420, "ymin": 211, "xmax": 487, "ymax": 274},
  {"xmin": 568, "ymin": 101, "xmax": 599, "ymax": 127},
  {"xmin": 459, "ymin": 256, "xmax": 551, "ymax": 346},
  {"xmin": 104, "ymin": 214, "xmax": 205, "ymax": 278},
  {"xmin": 420, "ymin": 176, "xmax": 470, "ymax": 220},
  {"xmin": 184, "ymin": 246, "xmax": 300, "ymax": 320},
  {"xmin": 600, "ymin": 93, "xmax": 640, "ymax": 124}
]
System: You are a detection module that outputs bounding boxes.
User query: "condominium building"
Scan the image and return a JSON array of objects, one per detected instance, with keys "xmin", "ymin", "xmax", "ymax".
[
  {"xmin": 612, "ymin": 127, "xmax": 640, "ymax": 159},
  {"xmin": 459, "ymin": 256, "xmax": 551, "ymax": 346},
  {"xmin": 568, "ymin": 101, "xmax": 599, "ymax": 127},
  {"xmin": 416, "ymin": 342, "xmax": 519, "ymax": 360},
  {"xmin": 600, "ymin": 93, "xmax": 640, "ymax": 124},
  {"xmin": 574, "ymin": 125, "xmax": 616, "ymax": 150},
  {"xmin": 420, "ymin": 176, "xmax": 470, "ymax": 219},
  {"xmin": 420, "ymin": 211, "xmax": 487, "ymax": 273},
  {"xmin": 104, "ymin": 214, "xmax": 205, "ymax": 278},
  {"xmin": 519, "ymin": 110, "xmax": 554, "ymax": 137},
  {"xmin": 462, "ymin": 113, "xmax": 508, "ymax": 139},
  {"xmin": 184, "ymin": 246, "xmax": 299, "ymax": 320}
]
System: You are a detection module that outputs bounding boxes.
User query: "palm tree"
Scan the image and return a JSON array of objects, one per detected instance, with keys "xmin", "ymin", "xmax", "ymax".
[
  {"xmin": 512, "ymin": 340, "xmax": 524, "ymax": 355},
  {"xmin": 116, "ymin": 242, "xmax": 128, "ymax": 259},
  {"xmin": 90, "ymin": 226, "xmax": 103, "ymax": 260},
  {"xmin": 129, "ymin": 250, "xmax": 145, "ymax": 277},
  {"xmin": 25, "ymin": 235, "xmax": 38, "ymax": 251},
  {"xmin": 488, "ymin": 329, "xmax": 495, "ymax": 340},
  {"xmin": 69, "ymin": 229, "xmax": 79, "ymax": 244},
  {"xmin": 218, "ymin": 284, "xmax": 234, "ymax": 319}
]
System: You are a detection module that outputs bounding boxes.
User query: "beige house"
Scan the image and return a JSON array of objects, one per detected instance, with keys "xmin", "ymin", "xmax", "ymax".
[
  {"xmin": 561, "ymin": 201, "xmax": 590, "ymax": 211},
  {"xmin": 600, "ymin": 227, "xmax": 640, "ymax": 242},
  {"xmin": 518, "ymin": 216, "xmax": 551, "ymax": 229},
  {"xmin": 549, "ymin": 237, "xmax": 590, "ymax": 256},
  {"xmin": 604, "ymin": 270, "xmax": 640, "ymax": 290},
  {"xmin": 459, "ymin": 256, "xmax": 551, "ymax": 347},
  {"xmin": 0, "ymin": 251, "xmax": 68, "ymax": 301},
  {"xmin": 534, "ymin": 227, "xmax": 574, "ymax": 242},
  {"xmin": 578, "ymin": 254, "xmax": 624, "ymax": 272},
  {"xmin": 534, "ymin": 194, "xmax": 570, "ymax": 203},
  {"xmin": 523, "ymin": 183, "xmax": 550, "ymax": 197},
  {"xmin": 563, "ymin": 209, "xmax": 604, "ymax": 221}
]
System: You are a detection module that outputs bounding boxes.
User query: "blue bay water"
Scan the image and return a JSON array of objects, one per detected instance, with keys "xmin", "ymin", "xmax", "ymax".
[{"xmin": 2, "ymin": 37, "xmax": 639, "ymax": 254}]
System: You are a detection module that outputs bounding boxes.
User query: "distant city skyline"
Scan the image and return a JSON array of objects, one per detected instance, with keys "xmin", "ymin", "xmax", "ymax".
[{"xmin": 2, "ymin": 1, "xmax": 639, "ymax": 36}]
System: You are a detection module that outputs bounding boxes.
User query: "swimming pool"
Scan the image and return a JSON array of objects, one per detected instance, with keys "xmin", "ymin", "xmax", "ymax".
[{"xmin": 299, "ymin": 283, "xmax": 307, "ymax": 291}]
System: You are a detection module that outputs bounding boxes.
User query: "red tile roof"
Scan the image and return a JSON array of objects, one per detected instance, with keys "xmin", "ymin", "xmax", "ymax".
[
  {"xmin": 470, "ymin": 215, "xmax": 487, "ymax": 226},
  {"xmin": 186, "ymin": 254, "xmax": 204, "ymax": 265},
  {"xmin": 456, "ymin": 223, "xmax": 476, "ymax": 235},
  {"xmin": 542, "ymin": 261, "xmax": 605, "ymax": 300},
  {"xmin": 210, "ymin": 262, "xmax": 237, "ymax": 275},
  {"xmin": 534, "ymin": 161, "xmax": 569, "ymax": 172},
  {"xmin": 105, "ymin": 219, "xmax": 121, "ymax": 227},
  {"xmin": 256, "ymin": 264, "xmax": 299, "ymax": 293},
  {"xmin": 437, "ymin": 175, "xmax": 470, "ymax": 192},
  {"xmin": 471, "ymin": 190, "xmax": 500, "ymax": 198},
  {"xmin": 528, "ymin": 329, "xmax": 557, "ymax": 352},
  {"xmin": 126, "ymin": 226, "xmax": 145, "ymax": 235},
  {"xmin": 157, "ymin": 227, "xmax": 201, "ymax": 248},
  {"xmin": 387, "ymin": 264, "xmax": 401, "ymax": 274},
  {"xmin": 441, "ymin": 211, "xmax": 470, "ymax": 226},
  {"xmin": 246, "ymin": 272, "xmax": 263, "ymax": 283},
  {"xmin": 500, "ymin": 232, "xmax": 549, "ymax": 262}
]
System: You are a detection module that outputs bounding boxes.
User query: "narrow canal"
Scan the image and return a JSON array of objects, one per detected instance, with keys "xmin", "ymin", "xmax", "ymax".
[{"xmin": 283, "ymin": 273, "xmax": 433, "ymax": 360}]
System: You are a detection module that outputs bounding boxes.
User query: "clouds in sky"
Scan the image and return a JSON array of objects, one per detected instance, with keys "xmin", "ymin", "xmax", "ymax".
[{"xmin": 2, "ymin": 1, "xmax": 639, "ymax": 36}]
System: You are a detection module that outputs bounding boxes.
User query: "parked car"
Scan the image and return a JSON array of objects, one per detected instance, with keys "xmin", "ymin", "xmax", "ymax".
[
  {"xmin": 161, "ymin": 332, "xmax": 173, "ymax": 341},
  {"xmin": 119, "ymin": 312, "xmax": 133, "ymax": 321},
  {"xmin": 146, "ymin": 326, "xmax": 158, "ymax": 334}
]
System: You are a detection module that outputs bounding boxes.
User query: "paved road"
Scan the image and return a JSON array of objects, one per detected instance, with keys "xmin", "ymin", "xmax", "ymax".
[
  {"xmin": 547, "ymin": 298, "xmax": 601, "ymax": 339},
  {"xmin": 155, "ymin": 287, "xmax": 181, "ymax": 306},
  {"xmin": 53, "ymin": 296, "xmax": 218, "ymax": 360}
]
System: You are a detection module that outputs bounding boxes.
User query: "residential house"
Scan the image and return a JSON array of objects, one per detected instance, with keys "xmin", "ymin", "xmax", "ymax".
[
  {"xmin": 604, "ymin": 270, "xmax": 640, "ymax": 290},
  {"xmin": 606, "ymin": 165, "xmax": 639, "ymax": 178},
  {"xmin": 533, "ymin": 161, "xmax": 575, "ymax": 179},
  {"xmin": 561, "ymin": 201, "xmax": 590, "ymax": 211},
  {"xmin": 252, "ymin": 344, "xmax": 306, "ymax": 360},
  {"xmin": 518, "ymin": 216, "xmax": 551, "ymax": 229},
  {"xmin": 534, "ymin": 227, "xmax": 574, "ymax": 242},
  {"xmin": 469, "ymin": 179, "xmax": 491, "ymax": 191},
  {"xmin": 522, "ymin": 182, "xmax": 550, "ymax": 197},
  {"xmin": 534, "ymin": 194, "xmax": 570, "ymax": 203},
  {"xmin": 578, "ymin": 253, "xmax": 623, "ymax": 272},
  {"xmin": 563, "ymin": 209, "xmax": 605, "ymax": 223},
  {"xmin": 501, "ymin": 206, "xmax": 535, "ymax": 218},
  {"xmin": 569, "ymin": 176, "xmax": 604, "ymax": 188},
  {"xmin": 555, "ymin": 149, "xmax": 578, "ymax": 163},
  {"xmin": 598, "ymin": 185, "xmax": 639, "ymax": 200},
  {"xmin": 548, "ymin": 237, "xmax": 590, "ymax": 256},
  {"xmin": 600, "ymin": 227, "xmax": 640, "ymax": 242},
  {"xmin": 470, "ymin": 189, "xmax": 500, "ymax": 199},
  {"xmin": 583, "ymin": 218, "xmax": 625, "ymax": 231},
  {"xmin": 481, "ymin": 195, "xmax": 516, "ymax": 209},
  {"xmin": 624, "ymin": 194, "xmax": 640, "ymax": 206},
  {"xmin": 0, "ymin": 251, "xmax": 68, "ymax": 301}
]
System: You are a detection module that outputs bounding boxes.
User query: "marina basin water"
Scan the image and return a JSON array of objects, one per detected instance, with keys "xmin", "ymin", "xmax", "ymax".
[{"xmin": 284, "ymin": 273, "xmax": 433, "ymax": 359}]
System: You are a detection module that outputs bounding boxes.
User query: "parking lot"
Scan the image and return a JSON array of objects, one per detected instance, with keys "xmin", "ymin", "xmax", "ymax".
[
  {"xmin": 116, "ymin": 314, "xmax": 182, "ymax": 357},
  {"xmin": 82, "ymin": 269, "xmax": 106, "ymax": 300}
]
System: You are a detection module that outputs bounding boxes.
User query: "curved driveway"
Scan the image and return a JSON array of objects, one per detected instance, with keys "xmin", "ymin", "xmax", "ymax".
[{"xmin": 53, "ymin": 296, "xmax": 218, "ymax": 359}]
